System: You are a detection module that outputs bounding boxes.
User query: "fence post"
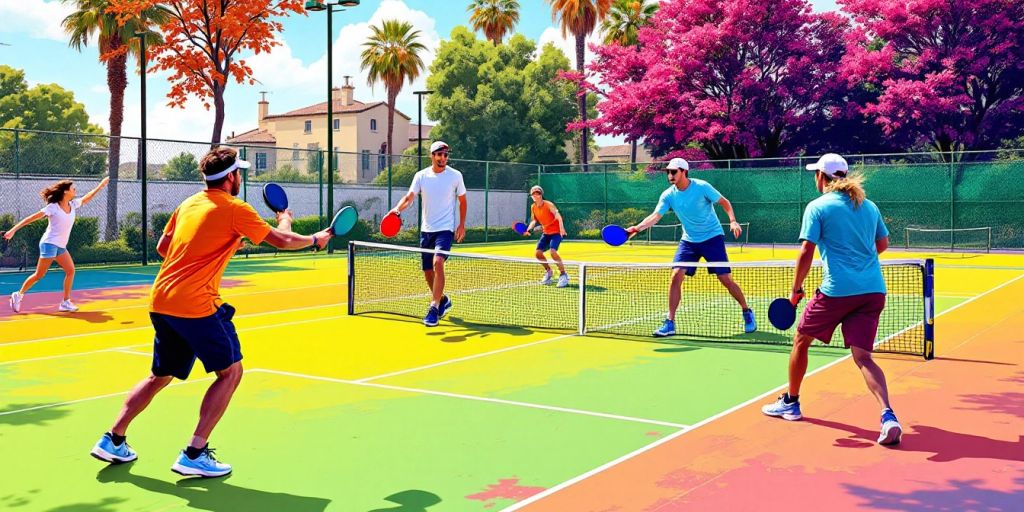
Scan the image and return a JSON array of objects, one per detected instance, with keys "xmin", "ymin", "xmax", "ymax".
[
  {"xmin": 13, "ymin": 128, "xmax": 19, "ymax": 178},
  {"xmin": 239, "ymin": 147, "xmax": 248, "ymax": 202},
  {"xmin": 484, "ymin": 161, "xmax": 490, "ymax": 243},
  {"xmin": 603, "ymin": 165, "xmax": 609, "ymax": 227},
  {"xmin": 949, "ymin": 151, "xmax": 955, "ymax": 251},
  {"xmin": 318, "ymin": 150, "xmax": 324, "ymax": 230}
]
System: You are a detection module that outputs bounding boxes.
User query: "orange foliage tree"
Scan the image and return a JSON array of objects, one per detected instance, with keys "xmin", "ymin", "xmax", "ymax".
[{"xmin": 106, "ymin": 0, "xmax": 305, "ymax": 143}]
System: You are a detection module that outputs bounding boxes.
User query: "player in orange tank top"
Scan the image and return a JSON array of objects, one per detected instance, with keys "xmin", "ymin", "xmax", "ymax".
[{"xmin": 524, "ymin": 185, "xmax": 569, "ymax": 287}]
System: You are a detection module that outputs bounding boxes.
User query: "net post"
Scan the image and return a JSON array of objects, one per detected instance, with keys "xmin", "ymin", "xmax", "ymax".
[
  {"xmin": 578, "ymin": 263, "xmax": 587, "ymax": 335},
  {"xmin": 923, "ymin": 258, "xmax": 935, "ymax": 360},
  {"xmin": 347, "ymin": 241, "xmax": 356, "ymax": 316}
]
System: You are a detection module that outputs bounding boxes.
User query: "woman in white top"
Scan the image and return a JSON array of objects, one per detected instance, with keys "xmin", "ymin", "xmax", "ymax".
[{"xmin": 4, "ymin": 177, "xmax": 109, "ymax": 313}]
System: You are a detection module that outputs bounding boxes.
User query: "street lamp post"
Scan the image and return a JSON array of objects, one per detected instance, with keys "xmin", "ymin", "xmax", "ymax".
[
  {"xmin": 413, "ymin": 90, "xmax": 433, "ymax": 231},
  {"xmin": 136, "ymin": 31, "xmax": 148, "ymax": 266},
  {"xmin": 306, "ymin": 0, "xmax": 359, "ymax": 253}
]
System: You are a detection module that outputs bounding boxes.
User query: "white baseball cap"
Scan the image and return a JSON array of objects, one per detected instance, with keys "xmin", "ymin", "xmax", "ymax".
[
  {"xmin": 666, "ymin": 158, "xmax": 689, "ymax": 171},
  {"xmin": 805, "ymin": 153, "xmax": 848, "ymax": 178},
  {"xmin": 429, "ymin": 140, "xmax": 449, "ymax": 154}
]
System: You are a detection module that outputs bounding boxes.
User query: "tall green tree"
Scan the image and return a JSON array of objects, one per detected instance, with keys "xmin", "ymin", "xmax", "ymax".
[
  {"xmin": 0, "ymin": 66, "xmax": 105, "ymax": 176},
  {"xmin": 61, "ymin": 0, "xmax": 165, "ymax": 238},
  {"xmin": 360, "ymin": 20, "xmax": 427, "ymax": 175},
  {"xmin": 601, "ymin": 0, "xmax": 657, "ymax": 164},
  {"xmin": 546, "ymin": 0, "xmax": 612, "ymax": 170},
  {"xmin": 407, "ymin": 28, "xmax": 577, "ymax": 189},
  {"xmin": 468, "ymin": 0, "xmax": 520, "ymax": 46},
  {"xmin": 161, "ymin": 151, "xmax": 200, "ymax": 181}
]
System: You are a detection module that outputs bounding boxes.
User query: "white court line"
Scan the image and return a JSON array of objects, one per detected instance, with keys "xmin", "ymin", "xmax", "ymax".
[
  {"xmin": 254, "ymin": 368, "xmax": 689, "ymax": 429},
  {"xmin": 0, "ymin": 315, "xmax": 346, "ymax": 366},
  {"xmin": 1, "ymin": 283, "xmax": 344, "ymax": 322},
  {"xmin": 0, "ymin": 302, "xmax": 345, "ymax": 347},
  {"xmin": 502, "ymin": 270, "xmax": 1024, "ymax": 511},
  {"xmin": 0, "ymin": 377, "xmax": 214, "ymax": 417},
  {"xmin": 356, "ymin": 332, "xmax": 578, "ymax": 383}
]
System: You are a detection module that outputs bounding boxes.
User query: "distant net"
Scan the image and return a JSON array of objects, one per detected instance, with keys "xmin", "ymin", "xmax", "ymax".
[
  {"xmin": 349, "ymin": 242, "xmax": 934, "ymax": 358},
  {"xmin": 904, "ymin": 226, "xmax": 992, "ymax": 252}
]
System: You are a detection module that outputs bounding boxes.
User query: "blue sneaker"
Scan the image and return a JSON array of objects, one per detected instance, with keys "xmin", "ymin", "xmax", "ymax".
[
  {"xmin": 743, "ymin": 308, "xmax": 757, "ymax": 333},
  {"xmin": 438, "ymin": 295, "xmax": 452, "ymax": 319},
  {"xmin": 90, "ymin": 432, "xmax": 137, "ymax": 464},
  {"xmin": 878, "ymin": 409, "xmax": 902, "ymax": 445},
  {"xmin": 653, "ymin": 319, "xmax": 676, "ymax": 337},
  {"xmin": 762, "ymin": 394, "xmax": 802, "ymax": 421},
  {"xmin": 423, "ymin": 305, "xmax": 439, "ymax": 327},
  {"xmin": 171, "ymin": 446, "xmax": 232, "ymax": 478}
]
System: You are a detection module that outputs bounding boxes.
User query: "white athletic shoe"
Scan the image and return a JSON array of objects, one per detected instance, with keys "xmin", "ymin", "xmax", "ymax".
[
  {"xmin": 58, "ymin": 300, "xmax": 79, "ymax": 312},
  {"xmin": 10, "ymin": 292, "xmax": 23, "ymax": 313},
  {"xmin": 556, "ymin": 273, "xmax": 569, "ymax": 288},
  {"xmin": 540, "ymin": 270, "xmax": 553, "ymax": 285}
]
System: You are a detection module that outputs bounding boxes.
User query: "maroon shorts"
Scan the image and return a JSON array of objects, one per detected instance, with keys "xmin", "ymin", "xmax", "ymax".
[{"xmin": 797, "ymin": 290, "xmax": 886, "ymax": 351}]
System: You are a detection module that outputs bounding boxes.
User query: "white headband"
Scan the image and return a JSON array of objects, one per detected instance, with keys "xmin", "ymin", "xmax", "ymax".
[{"xmin": 203, "ymin": 160, "xmax": 243, "ymax": 181}]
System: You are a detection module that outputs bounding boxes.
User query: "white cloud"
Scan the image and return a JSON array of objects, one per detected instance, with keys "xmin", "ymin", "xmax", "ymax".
[
  {"xmin": 0, "ymin": 0, "xmax": 75, "ymax": 42},
  {"xmin": 538, "ymin": 25, "xmax": 607, "ymax": 67},
  {"xmin": 244, "ymin": 0, "xmax": 441, "ymax": 125}
]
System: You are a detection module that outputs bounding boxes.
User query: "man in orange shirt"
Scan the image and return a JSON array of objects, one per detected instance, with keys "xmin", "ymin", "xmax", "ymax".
[
  {"xmin": 524, "ymin": 185, "xmax": 569, "ymax": 288},
  {"xmin": 90, "ymin": 147, "xmax": 332, "ymax": 477}
]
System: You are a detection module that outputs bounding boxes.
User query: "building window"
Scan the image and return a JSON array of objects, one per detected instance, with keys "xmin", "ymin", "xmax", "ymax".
[
  {"xmin": 361, "ymin": 150, "xmax": 370, "ymax": 172},
  {"xmin": 255, "ymin": 152, "xmax": 267, "ymax": 170},
  {"xmin": 292, "ymin": 143, "xmax": 300, "ymax": 161},
  {"xmin": 333, "ymin": 119, "xmax": 340, "ymax": 131},
  {"xmin": 304, "ymin": 120, "xmax": 312, "ymax": 133},
  {"xmin": 370, "ymin": 119, "xmax": 377, "ymax": 131},
  {"xmin": 334, "ymin": 147, "xmax": 339, "ymax": 172}
]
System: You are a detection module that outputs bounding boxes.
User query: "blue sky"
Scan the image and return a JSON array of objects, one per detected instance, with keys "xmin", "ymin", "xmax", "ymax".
[{"xmin": 0, "ymin": 0, "xmax": 839, "ymax": 148}]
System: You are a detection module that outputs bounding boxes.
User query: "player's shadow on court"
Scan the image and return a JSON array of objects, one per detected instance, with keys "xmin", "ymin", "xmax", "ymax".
[
  {"xmin": 804, "ymin": 417, "xmax": 1024, "ymax": 462},
  {"xmin": 0, "ymin": 403, "xmax": 70, "ymax": 427},
  {"xmin": 367, "ymin": 490, "xmax": 442, "ymax": 511},
  {"xmin": 425, "ymin": 317, "xmax": 534, "ymax": 343},
  {"xmin": 38, "ymin": 310, "xmax": 115, "ymax": 324},
  {"xmin": 96, "ymin": 465, "xmax": 331, "ymax": 512},
  {"xmin": 842, "ymin": 477, "xmax": 1024, "ymax": 512}
]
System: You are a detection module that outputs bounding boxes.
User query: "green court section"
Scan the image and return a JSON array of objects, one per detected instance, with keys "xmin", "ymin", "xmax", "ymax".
[
  {"xmin": 1, "ymin": 368, "xmax": 674, "ymax": 512},
  {"xmin": 371, "ymin": 335, "xmax": 845, "ymax": 426}
]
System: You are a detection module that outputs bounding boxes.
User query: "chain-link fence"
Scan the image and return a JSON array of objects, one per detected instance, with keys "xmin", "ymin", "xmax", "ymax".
[
  {"xmin": 0, "ymin": 128, "xmax": 535, "ymax": 270},
  {"xmin": 540, "ymin": 151, "xmax": 1024, "ymax": 250}
]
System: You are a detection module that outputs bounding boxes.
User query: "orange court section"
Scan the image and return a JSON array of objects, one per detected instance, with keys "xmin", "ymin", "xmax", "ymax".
[{"xmin": 516, "ymin": 274, "xmax": 1024, "ymax": 511}]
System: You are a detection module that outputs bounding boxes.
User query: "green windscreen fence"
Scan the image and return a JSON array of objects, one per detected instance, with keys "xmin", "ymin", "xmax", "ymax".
[{"xmin": 540, "ymin": 159, "xmax": 1024, "ymax": 249}]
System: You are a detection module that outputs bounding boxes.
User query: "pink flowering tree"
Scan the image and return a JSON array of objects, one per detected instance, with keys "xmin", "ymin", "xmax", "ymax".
[
  {"xmin": 586, "ymin": 0, "xmax": 848, "ymax": 161},
  {"xmin": 841, "ymin": 0, "xmax": 1024, "ymax": 154}
]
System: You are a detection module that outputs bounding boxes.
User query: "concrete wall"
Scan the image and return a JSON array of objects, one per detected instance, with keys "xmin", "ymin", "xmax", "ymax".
[{"xmin": 0, "ymin": 176, "xmax": 528, "ymax": 240}]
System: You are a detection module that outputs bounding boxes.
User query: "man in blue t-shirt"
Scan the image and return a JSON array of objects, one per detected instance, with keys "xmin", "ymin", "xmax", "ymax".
[
  {"xmin": 761, "ymin": 153, "xmax": 902, "ymax": 446},
  {"xmin": 628, "ymin": 158, "xmax": 755, "ymax": 337}
]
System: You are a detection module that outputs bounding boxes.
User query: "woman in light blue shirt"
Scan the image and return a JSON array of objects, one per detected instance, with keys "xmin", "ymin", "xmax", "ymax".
[{"xmin": 762, "ymin": 153, "xmax": 902, "ymax": 446}]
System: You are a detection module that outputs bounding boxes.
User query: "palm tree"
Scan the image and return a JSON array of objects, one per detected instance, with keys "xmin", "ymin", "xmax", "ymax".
[
  {"xmin": 602, "ymin": 0, "xmax": 657, "ymax": 47},
  {"xmin": 361, "ymin": 20, "xmax": 427, "ymax": 180},
  {"xmin": 547, "ymin": 0, "xmax": 612, "ymax": 170},
  {"xmin": 62, "ymin": 0, "xmax": 165, "ymax": 240},
  {"xmin": 468, "ymin": 0, "xmax": 521, "ymax": 46},
  {"xmin": 602, "ymin": 0, "xmax": 657, "ymax": 165}
]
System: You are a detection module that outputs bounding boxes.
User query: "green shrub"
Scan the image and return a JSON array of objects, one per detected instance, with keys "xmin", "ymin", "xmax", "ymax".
[{"xmin": 75, "ymin": 240, "xmax": 139, "ymax": 264}]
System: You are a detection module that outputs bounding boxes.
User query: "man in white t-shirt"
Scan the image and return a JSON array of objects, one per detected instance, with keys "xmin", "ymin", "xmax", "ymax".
[{"xmin": 388, "ymin": 141, "xmax": 467, "ymax": 327}]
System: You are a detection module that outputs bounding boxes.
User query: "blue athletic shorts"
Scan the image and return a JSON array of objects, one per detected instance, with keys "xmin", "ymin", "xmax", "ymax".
[
  {"xmin": 536, "ymin": 234, "xmax": 563, "ymax": 252},
  {"xmin": 39, "ymin": 243, "xmax": 67, "ymax": 258},
  {"xmin": 149, "ymin": 303, "xmax": 242, "ymax": 380},
  {"xmin": 419, "ymin": 230, "xmax": 454, "ymax": 271},
  {"xmin": 673, "ymin": 235, "xmax": 731, "ymax": 276}
]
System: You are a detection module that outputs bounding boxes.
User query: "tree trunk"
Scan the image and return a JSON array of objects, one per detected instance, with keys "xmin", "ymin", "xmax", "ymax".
[
  {"xmin": 630, "ymin": 139, "xmax": 638, "ymax": 172},
  {"xmin": 576, "ymin": 33, "xmax": 589, "ymax": 172},
  {"xmin": 387, "ymin": 90, "xmax": 397, "ymax": 175},
  {"xmin": 105, "ymin": 38, "xmax": 126, "ymax": 241},
  {"xmin": 211, "ymin": 82, "xmax": 226, "ymax": 145}
]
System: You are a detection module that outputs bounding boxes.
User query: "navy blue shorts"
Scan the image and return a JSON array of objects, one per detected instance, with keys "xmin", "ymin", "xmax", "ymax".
[
  {"xmin": 536, "ymin": 234, "xmax": 563, "ymax": 252},
  {"xmin": 419, "ymin": 230, "xmax": 454, "ymax": 271},
  {"xmin": 673, "ymin": 235, "xmax": 731, "ymax": 276},
  {"xmin": 149, "ymin": 304, "xmax": 242, "ymax": 380}
]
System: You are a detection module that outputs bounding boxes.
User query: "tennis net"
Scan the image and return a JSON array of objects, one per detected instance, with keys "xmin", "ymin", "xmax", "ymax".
[{"xmin": 348, "ymin": 242, "xmax": 935, "ymax": 359}]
